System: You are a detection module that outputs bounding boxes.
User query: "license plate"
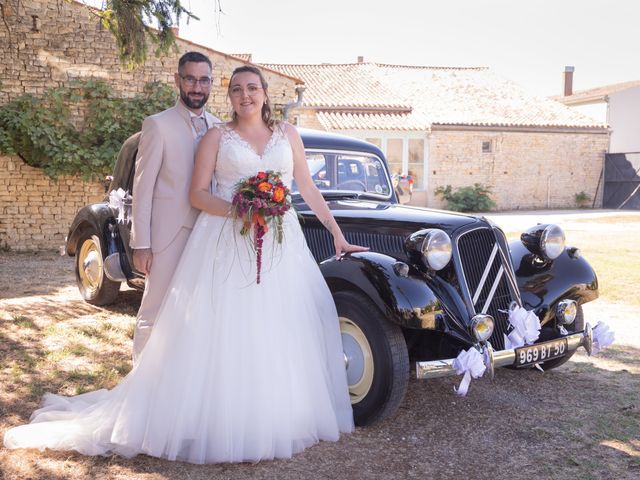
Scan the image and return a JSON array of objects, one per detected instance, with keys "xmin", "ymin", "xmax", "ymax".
[{"xmin": 515, "ymin": 338, "xmax": 568, "ymax": 367}]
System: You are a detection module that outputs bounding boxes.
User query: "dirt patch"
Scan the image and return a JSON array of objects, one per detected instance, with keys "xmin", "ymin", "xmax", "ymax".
[{"xmin": 1, "ymin": 250, "xmax": 639, "ymax": 480}]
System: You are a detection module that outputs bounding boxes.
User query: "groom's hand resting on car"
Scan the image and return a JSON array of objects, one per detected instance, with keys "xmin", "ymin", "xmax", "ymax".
[{"xmin": 133, "ymin": 248, "xmax": 153, "ymax": 275}]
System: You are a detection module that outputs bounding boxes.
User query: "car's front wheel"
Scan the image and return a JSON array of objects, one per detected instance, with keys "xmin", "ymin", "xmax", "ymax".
[
  {"xmin": 75, "ymin": 232, "xmax": 120, "ymax": 305},
  {"xmin": 335, "ymin": 290, "xmax": 409, "ymax": 426}
]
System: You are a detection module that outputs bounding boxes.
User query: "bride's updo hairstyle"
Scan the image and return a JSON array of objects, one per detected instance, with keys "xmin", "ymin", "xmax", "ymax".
[{"xmin": 228, "ymin": 65, "xmax": 276, "ymax": 131}]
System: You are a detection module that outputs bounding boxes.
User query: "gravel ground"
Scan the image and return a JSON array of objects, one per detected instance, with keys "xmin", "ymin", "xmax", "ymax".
[{"xmin": 1, "ymin": 218, "xmax": 639, "ymax": 479}]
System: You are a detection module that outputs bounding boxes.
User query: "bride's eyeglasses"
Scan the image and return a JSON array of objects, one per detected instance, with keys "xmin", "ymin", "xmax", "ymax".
[{"xmin": 229, "ymin": 85, "xmax": 263, "ymax": 97}]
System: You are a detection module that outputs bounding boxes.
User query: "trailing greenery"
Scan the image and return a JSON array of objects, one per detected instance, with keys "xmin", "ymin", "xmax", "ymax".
[
  {"xmin": 0, "ymin": 79, "xmax": 175, "ymax": 178},
  {"xmin": 434, "ymin": 183, "xmax": 497, "ymax": 212}
]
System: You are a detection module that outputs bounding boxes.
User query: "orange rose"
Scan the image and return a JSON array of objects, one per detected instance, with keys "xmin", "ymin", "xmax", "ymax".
[
  {"xmin": 273, "ymin": 186, "xmax": 285, "ymax": 203},
  {"xmin": 257, "ymin": 181, "xmax": 272, "ymax": 192}
]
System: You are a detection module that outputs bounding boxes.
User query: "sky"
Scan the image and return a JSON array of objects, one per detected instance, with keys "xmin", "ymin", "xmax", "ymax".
[{"xmin": 173, "ymin": 0, "xmax": 640, "ymax": 99}]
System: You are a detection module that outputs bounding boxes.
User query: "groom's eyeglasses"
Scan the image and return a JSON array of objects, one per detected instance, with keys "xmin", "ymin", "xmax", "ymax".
[
  {"xmin": 180, "ymin": 75, "xmax": 212, "ymax": 87},
  {"xmin": 229, "ymin": 85, "xmax": 263, "ymax": 97}
]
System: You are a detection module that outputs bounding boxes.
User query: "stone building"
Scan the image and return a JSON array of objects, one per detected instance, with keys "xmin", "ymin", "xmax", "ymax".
[
  {"xmin": 264, "ymin": 61, "xmax": 609, "ymax": 210},
  {"xmin": 555, "ymin": 72, "xmax": 640, "ymax": 209},
  {"xmin": 0, "ymin": 0, "xmax": 301, "ymax": 250}
]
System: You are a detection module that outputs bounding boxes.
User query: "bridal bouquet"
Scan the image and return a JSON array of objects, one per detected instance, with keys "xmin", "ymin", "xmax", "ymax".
[{"xmin": 231, "ymin": 170, "xmax": 291, "ymax": 284}]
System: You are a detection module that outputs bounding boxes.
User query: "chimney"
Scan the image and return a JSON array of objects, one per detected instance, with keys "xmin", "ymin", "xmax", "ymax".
[
  {"xmin": 563, "ymin": 66, "xmax": 574, "ymax": 96},
  {"xmin": 357, "ymin": 56, "xmax": 364, "ymax": 64},
  {"xmin": 171, "ymin": 26, "xmax": 179, "ymax": 38}
]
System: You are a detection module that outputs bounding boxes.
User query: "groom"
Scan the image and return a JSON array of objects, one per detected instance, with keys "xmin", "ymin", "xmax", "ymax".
[{"xmin": 130, "ymin": 51, "xmax": 220, "ymax": 363}]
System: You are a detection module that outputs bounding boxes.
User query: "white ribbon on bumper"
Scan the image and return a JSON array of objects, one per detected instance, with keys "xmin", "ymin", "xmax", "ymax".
[
  {"xmin": 452, "ymin": 347, "xmax": 486, "ymax": 396},
  {"xmin": 591, "ymin": 321, "xmax": 615, "ymax": 355},
  {"xmin": 503, "ymin": 305, "xmax": 541, "ymax": 350},
  {"xmin": 108, "ymin": 188, "xmax": 132, "ymax": 224}
]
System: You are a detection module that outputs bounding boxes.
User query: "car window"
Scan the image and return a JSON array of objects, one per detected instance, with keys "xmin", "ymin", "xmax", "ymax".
[{"xmin": 293, "ymin": 151, "xmax": 392, "ymax": 197}]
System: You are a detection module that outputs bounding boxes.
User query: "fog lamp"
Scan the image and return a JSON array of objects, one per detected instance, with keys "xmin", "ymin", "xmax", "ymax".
[
  {"xmin": 471, "ymin": 314, "xmax": 495, "ymax": 342},
  {"xmin": 556, "ymin": 299, "xmax": 577, "ymax": 325}
]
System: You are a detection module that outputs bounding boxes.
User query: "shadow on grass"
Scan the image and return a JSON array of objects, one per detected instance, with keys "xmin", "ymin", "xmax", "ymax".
[{"xmin": 1, "ymin": 341, "xmax": 638, "ymax": 479}]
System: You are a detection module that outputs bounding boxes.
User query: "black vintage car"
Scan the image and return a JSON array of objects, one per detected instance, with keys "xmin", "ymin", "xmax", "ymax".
[{"xmin": 66, "ymin": 128, "xmax": 598, "ymax": 426}]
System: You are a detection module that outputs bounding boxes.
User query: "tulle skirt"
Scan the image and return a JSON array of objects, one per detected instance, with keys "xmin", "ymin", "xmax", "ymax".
[{"xmin": 3, "ymin": 210, "xmax": 353, "ymax": 464}]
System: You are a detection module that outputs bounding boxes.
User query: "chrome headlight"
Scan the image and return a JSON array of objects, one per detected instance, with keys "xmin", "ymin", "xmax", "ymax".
[
  {"xmin": 421, "ymin": 229, "xmax": 452, "ymax": 270},
  {"xmin": 521, "ymin": 224, "xmax": 566, "ymax": 260},
  {"xmin": 471, "ymin": 314, "xmax": 495, "ymax": 342},
  {"xmin": 556, "ymin": 299, "xmax": 577, "ymax": 325},
  {"xmin": 405, "ymin": 228, "xmax": 452, "ymax": 270}
]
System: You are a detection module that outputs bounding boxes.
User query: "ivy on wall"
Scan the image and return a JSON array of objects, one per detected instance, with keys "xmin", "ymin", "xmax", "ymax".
[{"xmin": 0, "ymin": 79, "xmax": 175, "ymax": 178}]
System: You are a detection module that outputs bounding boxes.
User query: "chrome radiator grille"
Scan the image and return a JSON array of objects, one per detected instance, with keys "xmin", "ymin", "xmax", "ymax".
[
  {"xmin": 456, "ymin": 228, "xmax": 515, "ymax": 350},
  {"xmin": 303, "ymin": 228, "xmax": 405, "ymax": 262}
]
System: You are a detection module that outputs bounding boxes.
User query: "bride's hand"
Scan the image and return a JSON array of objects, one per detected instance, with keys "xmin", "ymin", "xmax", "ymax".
[{"xmin": 333, "ymin": 235, "xmax": 369, "ymax": 259}]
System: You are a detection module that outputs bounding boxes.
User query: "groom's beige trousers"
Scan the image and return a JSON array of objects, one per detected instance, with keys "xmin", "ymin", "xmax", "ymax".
[{"xmin": 132, "ymin": 226, "xmax": 191, "ymax": 363}]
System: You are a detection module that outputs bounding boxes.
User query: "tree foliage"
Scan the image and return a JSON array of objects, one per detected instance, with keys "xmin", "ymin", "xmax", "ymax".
[
  {"xmin": 0, "ymin": 80, "xmax": 175, "ymax": 178},
  {"xmin": 94, "ymin": 0, "xmax": 200, "ymax": 67},
  {"xmin": 434, "ymin": 183, "xmax": 497, "ymax": 212}
]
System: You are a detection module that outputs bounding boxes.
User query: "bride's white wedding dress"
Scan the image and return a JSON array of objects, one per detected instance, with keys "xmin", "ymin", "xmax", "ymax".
[{"xmin": 3, "ymin": 125, "xmax": 354, "ymax": 464}]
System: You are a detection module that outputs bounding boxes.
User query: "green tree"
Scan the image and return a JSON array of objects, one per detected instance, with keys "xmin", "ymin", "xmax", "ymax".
[{"xmin": 92, "ymin": 0, "xmax": 205, "ymax": 67}]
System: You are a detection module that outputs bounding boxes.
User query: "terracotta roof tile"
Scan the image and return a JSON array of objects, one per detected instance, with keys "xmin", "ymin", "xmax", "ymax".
[
  {"xmin": 261, "ymin": 62, "xmax": 606, "ymax": 130},
  {"xmin": 316, "ymin": 111, "xmax": 427, "ymax": 131},
  {"xmin": 552, "ymin": 80, "xmax": 640, "ymax": 106}
]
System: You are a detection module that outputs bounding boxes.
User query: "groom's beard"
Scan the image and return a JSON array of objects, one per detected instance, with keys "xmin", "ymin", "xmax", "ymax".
[{"xmin": 180, "ymin": 88, "xmax": 209, "ymax": 110}]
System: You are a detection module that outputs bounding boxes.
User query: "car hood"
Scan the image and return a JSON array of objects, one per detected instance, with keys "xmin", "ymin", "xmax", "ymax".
[{"xmin": 296, "ymin": 198, "xmax": 483, "ymax": 237}]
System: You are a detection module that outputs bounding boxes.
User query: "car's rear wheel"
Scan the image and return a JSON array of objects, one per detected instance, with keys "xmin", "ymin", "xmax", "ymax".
[
  {"xmin": 335, "ymin": 291, "xmax": 409, "ymax": 426},
  {"xmin": 538, "ymin": 305, "xmax": 584, "ymax": 371},
  {"xmin": 75, "ymin": 233, "xmax": 120, "ymax": 305}
]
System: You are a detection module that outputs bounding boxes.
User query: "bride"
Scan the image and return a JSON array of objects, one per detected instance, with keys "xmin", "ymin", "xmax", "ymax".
[{"xmin": 3, "ymin": 65, "xmax": 367, "ymax": 464}]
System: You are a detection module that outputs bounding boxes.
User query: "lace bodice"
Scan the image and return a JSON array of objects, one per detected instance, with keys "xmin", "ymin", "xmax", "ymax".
[{"xmin": 215, "ymin": 125, "xmax": 293, "ymax": 202}]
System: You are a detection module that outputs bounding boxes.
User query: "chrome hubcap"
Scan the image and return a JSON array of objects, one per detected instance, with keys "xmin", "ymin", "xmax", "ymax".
[
  {"xmin": 78, "ymin": 238, "xmax": 103, "ymax": 292},
  {"xmin": 340, "ymin": 317, "xmax": 374, "ymax": 403}
]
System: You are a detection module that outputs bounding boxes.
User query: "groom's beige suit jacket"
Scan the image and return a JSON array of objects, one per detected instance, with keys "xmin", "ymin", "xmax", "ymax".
[
  {"xmin": 130, "ymin": 99, "xmax": 219, "ymax": 362},
  {"xmin": 130, "ymin": 100, "xmax": 218, "ymax": 253}
]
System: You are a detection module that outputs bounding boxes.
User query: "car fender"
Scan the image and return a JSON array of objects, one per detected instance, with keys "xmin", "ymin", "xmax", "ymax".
[
  {"xmin": 319, "ymin": 251, "xmax": 468, "ymax": 333},
  {"xmin": 509, "ymin": 240, "xmax": 599, "ymax": 324},
  {"xmin": 66, "ymin": 203, "xmax": 114, "ymax": 256}
]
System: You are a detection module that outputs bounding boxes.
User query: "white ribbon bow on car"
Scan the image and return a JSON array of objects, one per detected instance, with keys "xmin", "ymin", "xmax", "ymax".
[
  {"xmin": 503, "ymin": 305, "xmax": 541, "ymax": 350},
  {"xmin": 108, "ymin": 188, "xmax": 132, "ymax": 224},
  {"xmin": 591, "ymin": 321, "xmax": 615, "ymax": 355},
  {"xmin": 452, "ymin": 347, "xmax": 486, "ymax": 396}
]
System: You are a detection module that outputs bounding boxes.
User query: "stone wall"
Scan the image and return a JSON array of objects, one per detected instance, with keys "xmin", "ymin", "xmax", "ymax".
[
  {"xmin": 0, "ymin": 155, "xmax": 105, "ymax": 251},
  {"xmin": 0, "ymin": 0, "xmax": 300, "ymax": 250},
  {"xmin": 0, "ymin": 0, "xmax": 298, "ymax": 113},
  {"xmin": 288, "ymin": 108, "xmax": 325, "ymax": 130},
  {"xmin": 426, "ymin": 128, "xmax": 609, "ymax": 210}
]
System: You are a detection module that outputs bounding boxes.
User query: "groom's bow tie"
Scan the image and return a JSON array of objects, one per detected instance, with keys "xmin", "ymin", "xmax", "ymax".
[{"xmin": 191, "ymin": 116, "xmax": 207, "ymax": 139}]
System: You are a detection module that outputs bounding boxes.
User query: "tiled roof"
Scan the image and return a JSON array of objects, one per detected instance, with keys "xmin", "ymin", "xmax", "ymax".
[
  {"xmin": 230, "ymin": 53, "xmax": 253, "ymax": 62},
  {"xmin": 261, "ymin": 63, "xmax": 606, "ymax": 131},
  {"xmin": 553, "ymin": 80, "xmax": 640, "ymax": 106},
  {"xmin": 263, "ymin": 63, "xmax": 410, "ymax": 110},
  {"xmin": 316, "ymin": 111, "xmax": 428, "ymax": 131}
]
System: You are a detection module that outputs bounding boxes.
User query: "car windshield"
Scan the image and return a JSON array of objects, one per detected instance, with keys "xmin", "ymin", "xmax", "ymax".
[{"xmin": 292, "ymin": 151, "xmax": 392, "ymax": 197}]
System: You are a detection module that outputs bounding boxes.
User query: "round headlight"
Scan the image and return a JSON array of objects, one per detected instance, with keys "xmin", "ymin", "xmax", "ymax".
[
  {"xmin": 556, "ymin": 299, "xmax": 577, "ymax": 325},
  {"xmin": 421, "ymin": 230, "xmax": 452, "ymax": 271},
  {"xmin": 541, "ymin": 224, "xmax": 565, "ymax": 260},
  {"xmin": 471, "ymin": 314, "xmax": 495, "ymax": 342}
]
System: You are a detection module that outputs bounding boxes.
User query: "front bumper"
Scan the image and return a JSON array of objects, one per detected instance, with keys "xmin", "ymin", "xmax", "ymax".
[{"xmin": 416, "ymin": 323, "xmax": 594, "ymax": 379}]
